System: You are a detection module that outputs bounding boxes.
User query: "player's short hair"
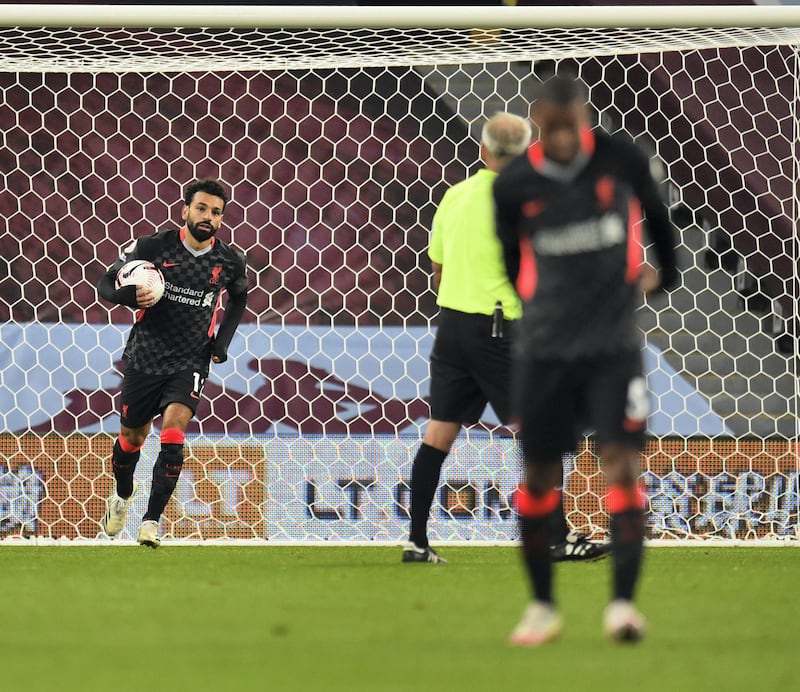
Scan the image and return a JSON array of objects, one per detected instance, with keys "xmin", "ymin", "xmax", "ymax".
[
  {"xmin": 481, "ymin": 112, "xmax": 532, "ymax": 160},
  {"xmin": 532, "ymin": 72, "xmax": 588, "ymax": 106},
  {"xmin": 184, "ymin": 178, "xmax": 229, "ymax": 210}
]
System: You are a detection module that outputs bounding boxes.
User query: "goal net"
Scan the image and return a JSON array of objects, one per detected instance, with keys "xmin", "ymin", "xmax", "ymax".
[{"xmin": 1, "ymin": 5, "xmax": 798, "ymax": 543}]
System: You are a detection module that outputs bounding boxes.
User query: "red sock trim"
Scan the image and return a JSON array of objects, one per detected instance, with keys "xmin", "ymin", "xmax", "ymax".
[
  {"xmin": 118, "ymin": 435, "xmax": 143, "ymax": 454},
  {"xmin": 514, "ymin": 485, "xmax": 561, "ymax": 518},
  {"xmin": 160, "ymin": 428, "xmax": 185, "ymax": 445},
  {"xmin": 606, "ymin": 484, "xmax": 647, "ymax": 514}
]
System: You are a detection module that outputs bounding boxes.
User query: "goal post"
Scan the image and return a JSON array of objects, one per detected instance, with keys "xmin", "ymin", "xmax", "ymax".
[
  {"xmin": 0, "ymin": 5, "xmax": 798, "ymax": 543},
  {"xmin": 4, "ymin": 4, "xmax": 800, "ymax": 29}
]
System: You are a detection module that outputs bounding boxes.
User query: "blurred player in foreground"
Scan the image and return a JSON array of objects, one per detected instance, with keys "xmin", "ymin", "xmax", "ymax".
[
  {"xmin": 403, "ymin": 111, "xmax": 609, "ymax": 564},
  {"xmin": 97, "ymin": 178, "xmax": 249, "ymax": 547},
  {"xmin": 493, "ymin": 74, "xmax": 677, "ymax": 644}
]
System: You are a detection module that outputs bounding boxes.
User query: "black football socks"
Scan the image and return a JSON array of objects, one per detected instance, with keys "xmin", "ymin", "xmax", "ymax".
[
  {"xmin": 143, "ymin": 428, "xmax": 186, "ymax": 522},
  {"xmin": 607, "ymin": 485, "xmax": 646, "ymax": 601},
  {"xmin": 112, "ymin": 436, "xmax": 141, "ymax": 499},
  {"xmin": 516, "ymin": 486, "xmax": 561, "ymax": 603},
  {"xmin": 409, "ymin": 443, "xmax": 448, "ymax": 548}
]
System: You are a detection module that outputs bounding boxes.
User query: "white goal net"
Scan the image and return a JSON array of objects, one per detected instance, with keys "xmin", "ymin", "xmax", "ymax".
[{"xmin": 1, "ymin": 6, "xmax": 798, "ymax": 543}]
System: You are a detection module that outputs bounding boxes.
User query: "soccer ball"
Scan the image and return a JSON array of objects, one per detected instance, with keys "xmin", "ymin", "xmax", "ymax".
[{"xmin": 115, "ymin": 260, "xmax": 165, "ymax": 304}]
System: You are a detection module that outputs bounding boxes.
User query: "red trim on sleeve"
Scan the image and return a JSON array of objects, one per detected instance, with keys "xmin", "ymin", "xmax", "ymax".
[
  {"xmin": 160, "ymin": 428, "xmax": 185, "ymax": 445},
  {"xmin": 208, "ymin": 293, "xmax": 223, "ymax": 337},
  {"xmin": 625, "ymin": 199, "xmax": 644, "ymax": 284},
  {"xmin": 606, "ymin": 484, "xmax": 647, "ymax": 514},
  {"xmin": 516, "ymin": 236, "xmax": 538, "ymax": 301},
  {"xmin": 514, "ymin": 485, "xmax": 561, "ymax": 518}
]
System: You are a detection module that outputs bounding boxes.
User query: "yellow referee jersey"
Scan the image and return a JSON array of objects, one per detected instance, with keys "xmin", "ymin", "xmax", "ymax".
[{"xmin": 429, "ymin": 168, "xmax": 522, "ymax": 319}]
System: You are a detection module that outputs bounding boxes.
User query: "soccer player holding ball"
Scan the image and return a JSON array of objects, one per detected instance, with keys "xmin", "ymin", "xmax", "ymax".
[
  {"xmin": 493, "ymin": 74, "xmax": 677, "ymax": 644},
  {"xmin": 97, "ymin": 178, "xmax": 249, "ymax": 547}
]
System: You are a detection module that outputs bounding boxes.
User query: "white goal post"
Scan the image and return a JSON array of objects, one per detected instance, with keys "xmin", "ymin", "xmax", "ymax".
[
  {"xmin": 0, "ymin": 5, "xmax": 798, "ymax": 544},
  {"xmin": 4, "ymin": 4, "xmax": 800, "ymax": 28}
]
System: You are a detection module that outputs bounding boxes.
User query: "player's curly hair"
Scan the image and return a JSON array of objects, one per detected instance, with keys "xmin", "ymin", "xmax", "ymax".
[{"xmin": 184, "ymin": 178, "xmax": 229, "ymax": 210}]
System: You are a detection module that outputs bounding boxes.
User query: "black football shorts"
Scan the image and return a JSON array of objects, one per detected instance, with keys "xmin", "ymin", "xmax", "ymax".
[
  {"xmin": 428, "ymin": 307, "xmax": 514, "ymax": 425},
  {"xmin": 512, "ymin": 348, "xmax": 647, "ymax": 463},
  {"xmin": 119, "ymin": 368, "xmax": 206, "ymax": 428}
]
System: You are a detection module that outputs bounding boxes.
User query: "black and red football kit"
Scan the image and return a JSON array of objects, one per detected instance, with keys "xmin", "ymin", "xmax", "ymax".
[
  {"xmin": 98, "ymin": 226, "xmax": 248, "ymax": 426},
  {"xmin": 493, "ymin": 129, "xmax": 677, "ymax": 459}
]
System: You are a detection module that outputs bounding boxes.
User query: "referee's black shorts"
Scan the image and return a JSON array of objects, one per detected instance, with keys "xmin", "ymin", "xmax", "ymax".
[{"xmin": 429, "ymin": 307, "xmax": 514, "ymax": 425}]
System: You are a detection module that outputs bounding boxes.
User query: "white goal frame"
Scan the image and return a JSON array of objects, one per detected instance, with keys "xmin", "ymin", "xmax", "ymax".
[{"xmin": 4, "ymin": 4, "xmax": 800, "ymax": 29}]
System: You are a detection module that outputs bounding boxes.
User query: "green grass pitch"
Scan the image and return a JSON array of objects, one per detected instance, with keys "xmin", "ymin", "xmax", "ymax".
[{"xmin": 0, "ymin": 546, "xmax": 795, "ymax": 691}]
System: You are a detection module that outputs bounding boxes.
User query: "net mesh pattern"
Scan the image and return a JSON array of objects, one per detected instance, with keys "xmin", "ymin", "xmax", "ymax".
[{"xmin": 0, "ymin": 22, "xmax": 798, "ymax": 541}]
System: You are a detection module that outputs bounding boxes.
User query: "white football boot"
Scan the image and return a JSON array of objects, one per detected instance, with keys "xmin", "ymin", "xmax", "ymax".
[
  {"xmin": 604, "ymin": 600, "xmax": 647, "ymax": 643},
  {"xmin": 102, "ymin": 481, "xmax": 138, "ymax": 537},
  {"xmin": 508, "ymin": 601, "xmax": 563, "ymax": 647},
  {"xmin": 137, "ymin": 520, "xmax": 161, "ymax": 549}
]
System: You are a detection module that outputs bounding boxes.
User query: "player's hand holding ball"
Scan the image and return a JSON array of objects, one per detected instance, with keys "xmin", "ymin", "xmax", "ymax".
[
  {"xmin": 136, "ymin": 284, "xmax": 161, "ymax": 309},
  {"xmin": 115, "ymin": 260, "xmax": 165, "ymax": 308}
]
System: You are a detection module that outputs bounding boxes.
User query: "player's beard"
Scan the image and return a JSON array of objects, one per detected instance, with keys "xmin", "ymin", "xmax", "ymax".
[{"xmin": 187, "ymin": 220, "xmax": 217, "ymax": 243}]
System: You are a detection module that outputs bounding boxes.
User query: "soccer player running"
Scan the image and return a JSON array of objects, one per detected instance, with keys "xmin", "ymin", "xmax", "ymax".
[
  {"xmin": 97, "ymin": 178, "xmax": 249, "ymax": 548},
  {"xmin": 403, "ymin": 111, "xmax": 609, "ymax": 564},
  {"xmin": 493, "ymin": 74, "xmax": 677, "ymax": 644}
]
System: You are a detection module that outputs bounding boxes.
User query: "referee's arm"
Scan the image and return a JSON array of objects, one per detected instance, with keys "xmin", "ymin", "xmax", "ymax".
[
  {"xmin": 431, "ymin": 261, "xmax": 443, "ymax": 293},
  {"xmin": 428, "ymin": 194, "xmax": 446, "ymax": 295}
]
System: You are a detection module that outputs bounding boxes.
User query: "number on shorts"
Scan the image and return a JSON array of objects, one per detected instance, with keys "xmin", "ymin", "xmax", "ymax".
[
  {"xmin": 625, "ymin": 376, "xmax": 650, "ymax": 423},
  {"xmin": 192, "ymin": 371, "xmax": 205, "ymax": 397}
]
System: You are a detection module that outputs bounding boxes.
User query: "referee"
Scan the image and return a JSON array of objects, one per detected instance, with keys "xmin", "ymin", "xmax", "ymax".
[{"xmin": 404, "ymin": 112, "xmax": 606, "ymax": 563}]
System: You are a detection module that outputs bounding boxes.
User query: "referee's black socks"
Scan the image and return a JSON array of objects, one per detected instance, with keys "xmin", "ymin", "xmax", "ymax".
[
  {"xmin": 607, "ymin": 485, "xmax": 646, "ymax": 601},
  {"xmin": 515, "ymin": 486, "xmax": 560, "ymax": 604},
  {"xmin": 409, "ymin": 443, "xmax": 448, "ymax": 548},
  {"xmin": 112, "ymin": 435, "xmax": 142, "ymax": 499}
]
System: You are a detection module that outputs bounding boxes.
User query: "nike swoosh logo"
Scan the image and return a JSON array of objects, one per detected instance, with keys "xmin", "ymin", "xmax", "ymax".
[{"xmin": 162, "ymin": 261, "xmax": 180, "ymax": 267}]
